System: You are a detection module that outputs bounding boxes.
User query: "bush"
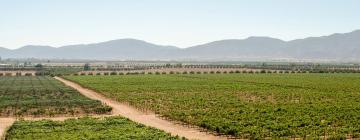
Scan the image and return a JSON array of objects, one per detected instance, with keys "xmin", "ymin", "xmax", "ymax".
[
  {"xmin": 235, "ymin": 70, "xmax": 240, "ymax": 73},
  {"xmin": 96, "ymin": 73, "xmax": 101, "ymax": 75},
  {"xmin": 210, "ymin": 71, "xmax": 215, "ymax": 74},
  {"xmin": 242, "ymin": 70, "xmax": 248, "ymax": 73},
  {"xmin": 110, "ymin": 72, "xmax": 117, "ymax": 75},
  {"xmin": 182, "ymin": 71, "xmax": 188, "ymax": 74},
  {"xmin": 73, "ymin": 73, "xmax": 79, "ymax": 76},
  {"xmin": 104, "ymin": 72, "xmax": 109, "ymax": 75},
  {"xmin": 189, "ymin": 71, "xmax": 195, "ymax": 74},
  {"xmin": 147, "ymin": 72, "xmax": 153, "ymax": 75},
  {"xmin": 260, "ymin": 70, "xmax": 266, "ymax": 73},
  {"xmin": 203, "ymin": 71, "xmax": 208, "ymax": 74},
  {"xmin": 161, "ymin": 72, "xmax": 167, "ymax": 75},
  {"xmin": 0, "ymin": 73, "xmax": 3, "ymax": 76},
  {"xmin": 229, "ymin": 71, "xmax": 234, "ymax": 74},
  {"xmin": 88, "ymin": 73, "xmax": 93, "ymax": 75},
  {"xmin": 216, "ymin": 71, "xmax": 221, "ymax": 74},
  {"xmin": 25, "ymin": 73, "xmax": 33, "ymax": 76},
  {"xmin": 80, "ymin": 73, "xmax": 86, "ymax": 76},
  {"xmin": 196, "ymin": 71, "xmax": 202, "ymax": 74},
  {"xmin": 155, "ymin": 72, "xmax": 161, "ymax": 75},
  {"xmin": 169, "ymin": 71, "xmax": 175, "ymax": 74},
  {"xmin": 119, "ymin": 72, "xmax": 124, "ymax": 75}
]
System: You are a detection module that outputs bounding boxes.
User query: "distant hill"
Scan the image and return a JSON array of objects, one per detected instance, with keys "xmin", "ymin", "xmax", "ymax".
[{"xmin": 1, "ymin": 30, "xmax": 360, "ymax": 61}]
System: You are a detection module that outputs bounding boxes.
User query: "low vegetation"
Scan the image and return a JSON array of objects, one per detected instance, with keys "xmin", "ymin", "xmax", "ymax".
[
  {"xmin": 65, "ymin": 74, "xmax": 360, "ymax": 139},
  {"xmin": 0, "ymin": 76, "xmax": 111, "ymax": 117},
  {"xmin": 6, "ymin": 116, "xmax": 184, "ymax": 140}
]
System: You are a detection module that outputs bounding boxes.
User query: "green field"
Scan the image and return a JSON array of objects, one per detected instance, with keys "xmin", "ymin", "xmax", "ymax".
[
  {"xmin": 0, "ymin": 76, "xmax": 111, "ymax": 117},
  {"xmin": 6, "ymin": 116, "xmax": 183, "ymax": 140},
  {"xmin": 65, "ymin": 74, "xmax": 360, "ymax": 139}
]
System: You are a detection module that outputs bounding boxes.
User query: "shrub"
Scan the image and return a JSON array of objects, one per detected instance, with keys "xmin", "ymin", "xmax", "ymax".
[
  {"xmin": 189, "ymin": 71, "xmax": 195, "ymax": 74},
  {"xmin": 96, "ymin": 73, "xmax": 101, "ymax": 75},
  {"xmin": 169, "ymin": 71, "xmax": 175, "ymax": 74},
  {"xmin": 88, "ymin": 73, "xmax": 93, "ymax": 76},
  {"xmin": 155, "ymin": 72, "xmax": 161, "ymax": 75},
  {"xmin": 216, "ymin": 71, "xmax": 221, "ymax": 74},
  {"xmin": 229, "ymin": 71, "xmax": 234, "ymax": 74},
  {"xmin": 203, "ymin": 71, "xmax": 208, "ymax": 74},
  {"xmin": 210, "ymin": 71, "xmax": 215, "ymax": 74},
  {"xmin": 260, "ymin": 70, "xmax": 266, "ymax": 73},
  {"xmin": 0, "ymin": 73, "xmax": 3, "ymax": 76},
  {"xmin": 25, "ymin": 73, "xmax": 32, "ymax": 76},
  {"xmin": 110, "ymin": 72, "xmax": 117, "ymax": 75},
  {"xmin": 161, "ymin": 72, "xmax": 167, "ymax": 75},
  {"xmin": 235, "ymin": 70, "xmax": 240, "ymax": 73},
  {"xmin": 196, "ymin": 71, "xmax": 202, "ymax": 74},
  {"xmin": 80, "ymin": 73, "xmax": 86, "ymax": 76},
  {"xmin": 147, "ymin": 72, "xmax": 153, "ymax": 75},
  {"xmin": 104, "ymin": 72, "xmax": 109, "ymax": 75},
  {"xmin": 119, "ymin": 72, "xmax": 124, "ymax": 75},
  {"xmin": 182, "ymin": 71, "xmax": 188, "ymax": 74}
]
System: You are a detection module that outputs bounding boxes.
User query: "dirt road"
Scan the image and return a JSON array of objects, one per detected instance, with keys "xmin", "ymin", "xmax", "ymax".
[
  {"xmin": 55, "ymin": 77, "xmax": 226, "ymax": 140},
  {"xmin": 0, "ymin": 118, "xmax": 15, "ymax": 139}
]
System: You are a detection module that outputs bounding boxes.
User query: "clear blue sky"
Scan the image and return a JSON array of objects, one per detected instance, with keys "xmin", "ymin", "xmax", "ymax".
[{"xmin": 1, "ymin": 0, "xmax": 360, "ymax": 49}]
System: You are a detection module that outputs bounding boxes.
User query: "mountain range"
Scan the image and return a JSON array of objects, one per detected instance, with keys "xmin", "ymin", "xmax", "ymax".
[{"xmin": 1, "ymin": 30, "xmax": 360, "ymax": 62}]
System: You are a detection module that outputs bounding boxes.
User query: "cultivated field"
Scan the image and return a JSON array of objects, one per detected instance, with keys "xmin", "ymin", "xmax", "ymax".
[
  {"xmin": 0, "ymin": 76, "xmax": 111, "ymax": 117},
  {"xmin": 5, "ymin": 116, "xmax": 184, "ymax": 140},
  {"xmin": 65, "ymin": 74, "xmax": 360, "ymax": 139}
]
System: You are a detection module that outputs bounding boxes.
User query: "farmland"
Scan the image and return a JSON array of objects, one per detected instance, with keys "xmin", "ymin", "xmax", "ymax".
[
  {"xmin": 65, "ymin": 74, "xmax": 360, "ymax": 139},
  {"xmin": 6, "ymin": 116, "xmax": 184, "ymax": 140},
  {"xmin": 0, "ymin": 76, "xmax": 111, "ymax": 117}
]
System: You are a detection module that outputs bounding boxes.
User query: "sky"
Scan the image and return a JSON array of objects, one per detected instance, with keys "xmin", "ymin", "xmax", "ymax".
[{"xmin": 1, "ymin": 0, "xmax": 360, "ymax": 49}]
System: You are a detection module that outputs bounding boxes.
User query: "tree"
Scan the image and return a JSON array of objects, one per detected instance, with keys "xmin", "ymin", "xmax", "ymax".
[
  {"xmin": 35, "ymin": 64, "xmax": 43, "ymax": 68},
  {"xmin": 84, "ymin": 63, "xmax": 91, "ymax": 71}
]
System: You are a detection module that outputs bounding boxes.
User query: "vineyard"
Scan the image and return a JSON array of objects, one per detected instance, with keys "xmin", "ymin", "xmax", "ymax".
[
  {"xmin": 6, "ymin": 116, "xmax": 184, "ymax": 140},
  {"xmin": 65, "ymin": 74, "xmax": 360, "ymax": 139},
  {"xmin": 0, "ymin": 76, "xmax": 111, "ymax": 117}
]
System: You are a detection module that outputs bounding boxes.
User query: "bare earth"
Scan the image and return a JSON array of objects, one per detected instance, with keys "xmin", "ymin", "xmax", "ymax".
[{"xmin": 0, "ymin": 118, "xmax": 15, "ymax": 140}]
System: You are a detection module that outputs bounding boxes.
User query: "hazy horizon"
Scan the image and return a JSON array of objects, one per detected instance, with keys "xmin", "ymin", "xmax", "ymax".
[
  {"xmin": 1, "ymin": 0, "xmax": 360, "ymax": 49},
  {"xmin": 0, "ymin": 29, "xmax": 359, "ymax": 50}
]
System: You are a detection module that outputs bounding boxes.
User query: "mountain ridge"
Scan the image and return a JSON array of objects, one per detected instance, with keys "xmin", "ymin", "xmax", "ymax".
[{"xmin": 1, "ymin": 30, "xmax": 360, "ymax": 61}]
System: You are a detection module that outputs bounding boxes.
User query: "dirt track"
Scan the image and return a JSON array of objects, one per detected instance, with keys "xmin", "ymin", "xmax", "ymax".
[
  {"xmin": 0, "ymin": 118, "xmax": 15, "ymax": 139},
  {"xmin": 55, "ymin": 77, "xmax": 226, "ymax": 140}
]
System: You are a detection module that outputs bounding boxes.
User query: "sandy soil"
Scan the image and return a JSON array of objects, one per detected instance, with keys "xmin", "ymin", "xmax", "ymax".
[
  {"xmin": 0, "ymin": 118, "xmax": 15, "ymax": 139},
  {"xmin": 55, "ymin": 77, "xmax": 227, "ymax": 140}
]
